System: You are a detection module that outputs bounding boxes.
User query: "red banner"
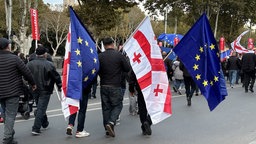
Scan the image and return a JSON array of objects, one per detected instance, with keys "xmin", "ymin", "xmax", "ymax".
[
  {"xmin": 174, "ymin": 37, "xmax": 179, "ymax": 46},
  {"xmin": 219, "ymin": 37, "xmax": 225, "ymax": 51},
  {"xmin": 30, "ymin": 8, "xmax": 40, "ymax": 40},
  {"xmin": 248, "ymin": 38, "xmax": 254, "ymax": 50}
]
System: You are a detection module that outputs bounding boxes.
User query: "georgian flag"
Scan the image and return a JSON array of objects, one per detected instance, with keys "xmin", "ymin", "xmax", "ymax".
[
  {"xmin": 123, "ymin": 17, "xmax": 172, "ymax": 124},
  {"xmin": 61, "ymin": 25, "xmax": 80, "ymax": 118},
  {"xmin": 231, "ymin": 30, "xmax": 254, "ymax": 53}
]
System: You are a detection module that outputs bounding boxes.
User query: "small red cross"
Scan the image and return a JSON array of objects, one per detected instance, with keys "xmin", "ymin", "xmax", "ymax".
[
  {"xmin": 154, "ymin": 84, "xmax": 163, "ymax": 96},
  {"xmin": 133, "ymin": 52, "xmax": 142, "ymax": 64}
]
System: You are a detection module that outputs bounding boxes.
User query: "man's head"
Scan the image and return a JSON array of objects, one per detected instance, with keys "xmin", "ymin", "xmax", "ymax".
[
  {"xmin": 162, "ymin": 51, "xmax": 167, "ymax": 56},
  {"xmin": 103, "ymin": 37, "xmax": 115, "ymax": 49},
  {"xmin": 36, "ymin": 45, "xmax": 47, "ymax": 57},
  {"xmin": 0, "ymin": 38, "xmax": 11, "ymax": 51},
  {"xmin": 231, "ymin": 51, "xmax": 237, "ymax": 56}
]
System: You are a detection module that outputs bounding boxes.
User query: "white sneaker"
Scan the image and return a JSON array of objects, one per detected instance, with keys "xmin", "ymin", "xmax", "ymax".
[{"xmin": 75, "ymin": 130, "xmax": 90, "ymax": 138}]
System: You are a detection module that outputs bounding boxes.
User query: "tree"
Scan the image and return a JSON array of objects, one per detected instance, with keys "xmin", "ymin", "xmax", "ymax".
[
  {"xmin": 9, "ymin": 0, "xmax": 49, "ymax": 54},
  {"xmin": 41, "ymin": 6, "xmax": 69, "ymax": 56},
  {"xmin": 75, "ymin": 0, "xmax": 137, "ymax": 39},
  {"xmin": 139, "ymin": 0, "xmax": 256, "ymax": 44},
  {"xmin": 5, "ymin": 0, "xmax": 12, "ymax": 40}
]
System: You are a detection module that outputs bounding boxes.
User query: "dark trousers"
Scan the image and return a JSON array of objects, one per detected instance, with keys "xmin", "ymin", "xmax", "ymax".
[
  {"xmin": 137, "ymin": 88, "xmax": 152, "ymax": 125},
  {"xmin": 68, "ymin": 91, "xmax": 89, "ymax": 132},
  {"xmin": 100, "ymin": 86, "xmax": 123, "ymax": 128},
  {"xmin": 243, "ymin": 70, "xmax": 255, "ymax": 91},
  {"xmin": 184, "ymin": 76, "xmax": 196, "ymax": 98},
  {"xmin": 32, "ymin": 92, "xmax": 51, "ymax": 131},
  {"xmin": 0, "ymin": 96, "xmax": 19, "ymax": 142}
]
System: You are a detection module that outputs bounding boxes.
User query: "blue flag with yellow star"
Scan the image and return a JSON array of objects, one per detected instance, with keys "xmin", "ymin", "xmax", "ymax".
[
  {"xmin": 173, "ymin": 13, "xmax": 227, "ymax": 111},
  {"xmin": 67, "ymin": 7, "xmax": 99, "ymax": 100}
]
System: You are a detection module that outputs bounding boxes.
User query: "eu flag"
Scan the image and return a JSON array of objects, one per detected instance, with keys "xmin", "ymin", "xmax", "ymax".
[
  {"xmin": 67, "ymin": 7, "xmax": 99, "ymax": 100},
  {"xmin": 173, "ymin": 13, "xmax": 227, "ymax": 111}
]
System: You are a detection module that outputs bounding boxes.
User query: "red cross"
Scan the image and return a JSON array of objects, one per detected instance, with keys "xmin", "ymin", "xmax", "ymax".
[
  {"xmin": 133, "ymin": 52, "xmax": 142, "ymax": 64},
  {"xmin": 154, "ymin": 84, "xmax": 163, "ymax": 96}
]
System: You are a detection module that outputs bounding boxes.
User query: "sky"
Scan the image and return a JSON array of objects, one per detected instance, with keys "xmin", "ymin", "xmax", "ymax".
[{"xmin": 43, "ymin": 0, "xmax": 63, "ymax": 4}]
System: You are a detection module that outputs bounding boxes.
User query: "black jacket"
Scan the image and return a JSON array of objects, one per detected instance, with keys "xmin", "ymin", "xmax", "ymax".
[
  {"xmin": 227, "ymin": 56, "xmax": 240, "ymax": 70},
  {"xmin": 0, "ymin": 50, "xmax": 35, "ymax": 99},
  {"xmin": 241, "ymin": 53, "xmax": 256, "ymax": 72},
  {"xmin": 98, "ymin": 48, "xmax": 130, "ymax": 87},
  {"xmin": 27, "ymin": 57, "xmax": 62, "ymax": 94},
  {"xmin": 179, "ymin": 61, "xmax": 191, "ymax": 77}
]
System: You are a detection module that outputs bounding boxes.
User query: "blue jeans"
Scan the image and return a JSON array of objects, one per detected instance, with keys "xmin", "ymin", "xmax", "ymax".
[
  {"xmin": 68, "ymin": 91, "xmax": 89, "ymax": 132},
  {"xmin": 32, "ymin": 92, "xmax": 51, "ymax": 131},
  {"xmin": 0, "ymin": 96, "xmax": 19, "ymax": 141},
  {"xmin": 229, "ymin": 70, "xmax": 237, "ymax": 86},
  {"xmin": 100, "ymin": 86, "xmax": 123, "ymax": 127},
  {"xmin": 174, "ymin": 79, "xmax": 183, "ymax": 89}
]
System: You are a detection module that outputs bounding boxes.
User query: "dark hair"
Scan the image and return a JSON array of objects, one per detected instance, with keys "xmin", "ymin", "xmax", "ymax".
[{"xmin": 102, "ymin": 37, "xmax": 114, "ymax": 46}]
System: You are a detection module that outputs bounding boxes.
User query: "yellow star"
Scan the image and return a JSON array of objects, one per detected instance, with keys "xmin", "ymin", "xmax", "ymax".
[
  {"xmin": 195, "ymin": 74, "xmax": 201, "ymax": 80},
  {"xmin": 195, "ymin": 54, "xmax": 200, "ymax": 61},
  {"xmin": 85, "ymin": 40, "xmax": 89, "ymax": 46},
  {"xmin": 202, "ymin": 80, "xmax": 208, "ymax": 87},
  {"xmin": 84, "ymin": 76, "xmax": 88, "ymax": 82},
  {"xmin": 193, "ymin": 64, "xmax": 199, "ymax": 71},
  {"xmin": 77, "ymin": 37, "xmax": 83, "ymax": 44},
  {"xmin": 77, "ymin": 60, "xmax": 82, "ymax": 67},
  {"xmin": 90, "ymin": 48, "xmax": 93, "ymax": 53},
  {"xmin": 214, "ymin": 76, "xmax": 219, "ymax": 82},
  {"xmin": 92, "ymin": 68, "xmax": 96, "ymax": 74},
  {"xmin": 199, "ymin": 47, "xmax": 204, "ymax": 53},
  {"xmin": 210, "ymin": 81, "xmax": 214, "ymax": 86},
  {"xmin": 75, "ymin": 49, "xmax": 80, "ymax": 55},
  {"xmin": 93, "ymin": 58, "xmax": 97, "ymax": 63},
  {"xmin": 210, "ymin": 44, "xmax": 215, "ymax": 50},
  {"xmin": 216, "ymin": 53, "xmax": 220, "ymax": 57}
]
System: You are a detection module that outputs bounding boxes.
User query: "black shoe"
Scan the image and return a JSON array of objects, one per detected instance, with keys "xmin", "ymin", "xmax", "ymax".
[
  {"xmin": 93, "ymin": 95, "xmax": 96, "ymax": 98},
  {"xmin": 141, "ymin": 125, "xmax": 147, "ymax": 135},
  {"xmin": 3, "ymin": 138, "xmax": 18, "ymax": 144},
  {"xmin": 250, "ymin": 88, "xmax": 254, "ymax": 93},
  {"xmin": 187, "ymin": 98, "xmax": 191, "ymax": 106},
  {"xmin": 106, "ymin": 123, "xmax": 115, "ymax": 137},
  {"xmin": 31, "ymin": 129, "xmax": 41, "ymax": 136},
  {"xmin": 143, "ymin": 121, "xmax": 152, "ymax": 135},
  {"xmin": 245, "ymin": 89, "xmax": 248, "ymax": 93}
]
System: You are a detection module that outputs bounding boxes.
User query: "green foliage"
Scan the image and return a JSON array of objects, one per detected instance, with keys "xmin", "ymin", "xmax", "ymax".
[
  {"xmin": 75, "ymin": 0, "xmax": 137, "ymax": 37},
  {"xmin": 139, "ymin": 0, "xmax": 256, "ymax": 44}
]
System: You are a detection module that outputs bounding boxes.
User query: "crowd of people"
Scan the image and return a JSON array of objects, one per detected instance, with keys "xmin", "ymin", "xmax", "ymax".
[
  {"xmin": 162, "ymin": 47, "xmax": 256, "ymax": 107},
  {"xmin": 1, "ymin": 34, "xmax": 255, "ymax": 143},
  {"xmin": 0, "ymin": 37, "xmax": 154, "ymax": 144}
]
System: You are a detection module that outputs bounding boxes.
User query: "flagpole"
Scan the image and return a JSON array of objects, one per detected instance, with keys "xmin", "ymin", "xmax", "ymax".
[
  {"xmin": 123, "ymin": 16, "xmax": 149, "ymax": 48},
  {"xmin": 163, "ymin": 49, "xmax": 173, "ymax": 61}
]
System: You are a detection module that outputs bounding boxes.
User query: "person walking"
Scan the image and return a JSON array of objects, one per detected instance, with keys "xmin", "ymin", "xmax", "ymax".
[
  {"xmin": 226, "ymin": 51, "xmax": 240, "ymax": 88},
  {"xmin": 98, "ymin": 37, "xmax": 130, "ymax": 137},
  {"xmin": 128, "ymin": 70, "xmax": 152, "ymax": 136},
  {"xmin": 0, "ymin": 38, "xmax": 36, "ymax": 144},
  {"xmin": 241, "ymin": 51, "xmax": 256, "ymax": 93},
  {"xmin": 66, "ymin": 80, "xmax": 94, "ymax": 138},
  {"xmin": 172, "ymin": 59, "xmax": 183, "ymax": 95},
  {"xmin": 26, "ymin": 45, "xmax": 62, "ymax": 135},
  {"xmin": 180, "ymin": 61, "xmax": 196, "ymax": 106}
]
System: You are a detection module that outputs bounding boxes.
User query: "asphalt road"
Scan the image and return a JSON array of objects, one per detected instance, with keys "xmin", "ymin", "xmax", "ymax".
[{"xmin": 1, "ymin": 83, "xmax": 256, "ymax": 144}]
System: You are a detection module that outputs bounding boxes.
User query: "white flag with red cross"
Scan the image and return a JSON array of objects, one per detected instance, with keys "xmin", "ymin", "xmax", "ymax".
[
  {"xmin": 123, "ymin": 17, "xmax": 172, "ymax": 124},
  {"xmin": 61, "ymin": 25, "xmax": 80, "ymax": 118}
]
